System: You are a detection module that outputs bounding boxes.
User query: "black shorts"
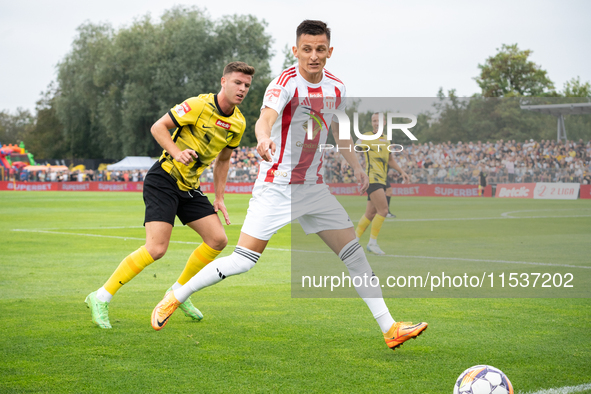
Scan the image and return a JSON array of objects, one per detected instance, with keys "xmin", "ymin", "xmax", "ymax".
[
  {"xmin": 367, "ymin": 183, "xmax": 387, "ymax": 200},
  {"xmin": 143, "ymin": 163, "xmax": 216, "ymax": 226}
]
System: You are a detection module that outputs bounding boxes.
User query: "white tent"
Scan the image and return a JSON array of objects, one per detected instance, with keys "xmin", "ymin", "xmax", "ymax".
[{"xmin": 107, "ymin": 156, "xmax": 156, "ymax": 171}]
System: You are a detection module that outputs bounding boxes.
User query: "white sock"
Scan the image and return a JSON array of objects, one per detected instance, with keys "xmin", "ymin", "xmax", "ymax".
[
  {"xmin": 96, "ymin": 286, "xmax": 113, "ymax": 303},
  {"xmin": 374, "ymin": 308, "xmax": 396, "ymax": 333},
  {"xmin": 368, "ymin": 238, "xmax": 377, "ymax": 246},
  {"xmin": 171, "ymin": 282, "xmax": 182, "ymax": 291},
  {"xmin": 174, "ymin": 247, "xmax": 261, "ymax": 303},
  {"xmin": 338, "ymin": 239, "xmax": 394, "ymax": 332}
]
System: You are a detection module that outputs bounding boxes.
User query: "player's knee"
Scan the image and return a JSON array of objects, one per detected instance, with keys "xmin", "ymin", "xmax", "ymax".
[
  {"xmin": 209, "ymin": 234, "xmax": 228, "ymax": 251},
  {"xmin": 231, "ymin": 247, "xmax": 260, "ymax": 273},
  {"xmin": 145, "ymin": 245, "xmax": 167, "ymax": 261},
  {"xmin": 377, "ymin": 207, "xmax": 389, "ymax": 217}
]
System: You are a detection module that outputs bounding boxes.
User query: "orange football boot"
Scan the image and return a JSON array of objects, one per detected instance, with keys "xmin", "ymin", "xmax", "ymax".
[
  {"xmin": 383, "ymin": 321, "xmax": 428, "ymax": 350},
  {"xmin": 151, "ymin": 291, "xmax": 181, "ymax": 331}
]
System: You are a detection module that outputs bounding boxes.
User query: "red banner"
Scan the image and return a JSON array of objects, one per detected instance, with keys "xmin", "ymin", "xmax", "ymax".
[
  {"xmin": 0, "ymin": 181, "xmax": 257, "ymax": 194},
  {"xmin": 328, "ymin": 183, "xmax": 491, "ymax": 197},
  {"xmin": 328, "ymin": 184, "xmax": 365, "ymax": 195},
  {"xmin": 0, "ymin": 181, "xmax": 144, "ymax": 192},
  {"xmin": 199, "ymin": 182, "xmax": 254, "ymax": 194},
  {"xmin": 0, "ymin": 181, "xmax": 493, "ymax": 197},
  {"xmin": 390, "ymin": 184, "xmax": 491, "ymax": 197},
  {"xmin": 495, "ymin": 183, "xmax": 536, "ymax": 198},
  {"xmin": 0, "ymin": 181, "xmax": 58, "ymax": 191},
  {"xmin": 579, "ymin": 184, "xmax": 591, "ymax": 199}
]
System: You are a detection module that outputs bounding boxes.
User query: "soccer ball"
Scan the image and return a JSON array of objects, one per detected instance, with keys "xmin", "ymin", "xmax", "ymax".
[{"xmin": 453, "ymin": 365, "xmax": 514, "ymax": 394}]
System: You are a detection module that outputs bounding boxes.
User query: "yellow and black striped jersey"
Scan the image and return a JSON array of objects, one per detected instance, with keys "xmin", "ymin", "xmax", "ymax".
[
  {"xmin": 360, "ymin": 131, "xmax": 390, "ymax": 185},
  {"xmin": 159, "ymin": 93, "xmax": 246, "ymax": 191}
]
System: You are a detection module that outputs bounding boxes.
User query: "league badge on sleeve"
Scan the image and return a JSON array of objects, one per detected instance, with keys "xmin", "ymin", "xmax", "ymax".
[
  {"xmin": 174, "ymin": 102, "xmax": 192, "ymax": 118},
  {"xmin": 265, "ymin": 88, "xmax": 281, "ymax": 105}
]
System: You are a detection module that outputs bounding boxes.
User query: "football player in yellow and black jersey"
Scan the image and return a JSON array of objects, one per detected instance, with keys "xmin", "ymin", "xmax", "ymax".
[
  {"xmin": 355, "ymin": 113, "xmax": 409, "ymax": 255},
  {"xmin": 85, "ymin": 61, "xmax": 255, "ymax": 329}
]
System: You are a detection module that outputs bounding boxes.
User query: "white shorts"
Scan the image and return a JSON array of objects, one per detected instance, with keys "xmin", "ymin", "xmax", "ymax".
[{"xmin": 241, "ymin": 181, "xmax": 353, "ymax": 241}]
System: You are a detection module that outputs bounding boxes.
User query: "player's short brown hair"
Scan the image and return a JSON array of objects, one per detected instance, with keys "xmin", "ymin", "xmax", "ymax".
[
  {"xmin": 223, "ymin": 61, "xmax": 255, "ymax": 76},
  {"xmin": 296, "ymin": 20, "xmax": 331, "ymax": 43}
]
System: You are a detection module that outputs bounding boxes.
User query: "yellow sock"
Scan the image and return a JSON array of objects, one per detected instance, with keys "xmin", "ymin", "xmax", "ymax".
[
  {"xmin": 104, "ymin": 246, "xmax": 154, "ymax": 295},
  {"xmin": 176, "ymin": 243, "xmax": 222, "ymax": 285},
  {"xmin": 370, "ymin": 214, "xmax": 386, "ymax": 241},
  {"xmin": 355, "ymin": 215, "xmax": 371, "ymax": 238}
]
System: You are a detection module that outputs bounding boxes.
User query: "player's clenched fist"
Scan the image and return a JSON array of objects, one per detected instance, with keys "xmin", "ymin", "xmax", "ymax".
[
  {"xmin": 174, "ymin": 149, "xmax": 198, "ymax": 166},
  {"xmin": 257, "ymin": 138, "xmax": 276, "ymax": 162}
]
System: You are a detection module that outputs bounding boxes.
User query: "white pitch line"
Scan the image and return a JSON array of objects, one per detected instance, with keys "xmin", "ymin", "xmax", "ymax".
[
  {"xmin": 519, "ymin": 383, "xmax": 591, "ymax": 394},
  {"xmin": 501, "ymin": 209, "xmax": 591, "ymax": 219},
  {"xmin": 11, "ymin": 226, "xmax": 146, "ymax": 231},
  {"xmin": 10, "ymin": 229, "xmax": 199, "ymax": 245},
  {"xmin": 11, "ymin": 224, "xmax": 245, "ymax": 231},
  {"xmin": 11, "ymin": 229, "xmax": 591, "ymax": 270}
]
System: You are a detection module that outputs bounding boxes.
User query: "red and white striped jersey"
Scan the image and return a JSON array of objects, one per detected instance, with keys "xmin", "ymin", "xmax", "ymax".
[{"xmin": 257, "ymin": 66, "xmax": 346, "ymax": 184}]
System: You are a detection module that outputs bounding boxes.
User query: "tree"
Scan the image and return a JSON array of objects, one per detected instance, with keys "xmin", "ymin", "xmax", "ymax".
[
  {"xmin": 0, "ymin": 108, "xmax": 35, "ymax": 145},
  {"xmin": 561, "ymin": 76, "xmax": 591, "ymax": 98},
  {"xmin": 282, "ymin": 44, "xmax": 296, "ymax": 70},
  {"xmin": 51, "ymin": 6, "xmax": 272, "ymax": 159},
  {"xmin": 22, "ymin": 84, "xmax": 68, "ymax": 160},
  {"xmin": 55, "ymin": 22, "xmax": 114, "ymax": 159},
  {"xmin": 475, "ymin": 44, "xmax": 555, "ymax": 97}
]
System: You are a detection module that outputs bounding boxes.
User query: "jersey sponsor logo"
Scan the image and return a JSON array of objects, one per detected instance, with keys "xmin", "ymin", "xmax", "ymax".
[
  {"xmin": 308, "ymin": 92, "xmax": 323, "ymax": 98},
  {"xmin": 174, "ymin": 102, "xmax": 192, "ymax": 117},
  {"xmin": 272, "ymin": 170, "xmax": 288, "ymax": 177},
  {"xmin": 265, "ymin": 88, "xmax": 281, "ymax": 104},
  {"xmin": 497, "ymin": 185, "xmax": 532, "ymax": 198},
  {"xmin": 215, "ymin": 119, "xmax": 231, "ymax": 130},
  {"xmin": 295, "ymin": 141, "xmax": 319, "ymax": 149}
]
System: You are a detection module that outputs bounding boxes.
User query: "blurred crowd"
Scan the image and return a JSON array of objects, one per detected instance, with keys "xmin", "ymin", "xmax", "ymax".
[
  {"xmin": 200, "ymin": 146, "xmax": 260, "ymax": 183},
  {"xmin": 4, "ymin": 139, "xmax": 590, "ymax": 185},
  {"xmin": 321, "ymin": 138, "xmax": 591, "ymax": 185}
]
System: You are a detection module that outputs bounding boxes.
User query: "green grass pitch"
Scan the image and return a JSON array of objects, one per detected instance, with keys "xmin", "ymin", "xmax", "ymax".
[{"xmin": 0, "ymin": 191, "xmax": 589, "ymax": 393}]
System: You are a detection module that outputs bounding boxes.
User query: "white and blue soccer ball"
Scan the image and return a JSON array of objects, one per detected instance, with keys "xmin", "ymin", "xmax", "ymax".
[{"xmin": 453, "ymin": 365, "xmax": 514, "ymax": 394}]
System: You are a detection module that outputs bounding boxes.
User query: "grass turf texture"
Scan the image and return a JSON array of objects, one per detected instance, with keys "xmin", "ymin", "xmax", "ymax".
[{"xmin": 0, "ymin": 191, "xmax": 589, "ymax": 393}]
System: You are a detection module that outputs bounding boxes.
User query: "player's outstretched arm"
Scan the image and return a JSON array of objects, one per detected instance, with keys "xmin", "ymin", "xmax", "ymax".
[
  {"xmin": 213, "ymin": 147, "xmax": 233, "ymax": 225},
  {"xmin": 331, "ymin": 121, "xmax": 369, "ymax": 194},
  {"xmin": 151, "ymin": 114, "xmax": 197, "ymax": 166},
  {"xmin": 255, "ymin": 108, "xmax": 279, "ymax": 162},
  {"xmin": 388, "ymin": 154, "xmax": 410, "ymax": 183}
]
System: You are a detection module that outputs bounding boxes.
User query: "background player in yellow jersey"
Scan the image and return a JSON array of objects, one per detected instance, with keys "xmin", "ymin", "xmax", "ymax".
[
  {"xmin": 355, "ymin": 113, "xmax": 409, "ymax": 255},
  {"xmin": 85, "ymin": 61, "xmax": 255, "ymax": 329}
]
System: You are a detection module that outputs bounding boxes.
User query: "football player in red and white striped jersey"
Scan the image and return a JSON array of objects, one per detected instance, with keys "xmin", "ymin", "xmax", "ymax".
[{"xmin": 153, "ymin": 20, "xmax": 428, "ymax": 351}]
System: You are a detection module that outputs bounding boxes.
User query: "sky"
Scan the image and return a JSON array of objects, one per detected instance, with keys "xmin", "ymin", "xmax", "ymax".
[{"xmin": 1, "ymin": 0, "xmax": 590, "ymax": 113}]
